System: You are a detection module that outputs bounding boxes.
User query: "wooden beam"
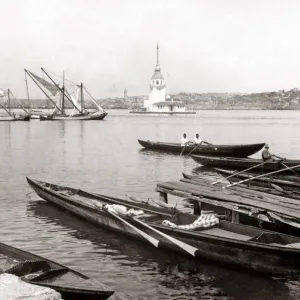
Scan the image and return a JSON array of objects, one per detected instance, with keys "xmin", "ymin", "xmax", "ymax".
[{"xmin": 232, "ymin": 211, "xmax": 240, "ymax": 223}]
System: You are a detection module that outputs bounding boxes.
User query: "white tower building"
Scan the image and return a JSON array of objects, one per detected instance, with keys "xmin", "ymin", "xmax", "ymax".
[{"xmin": 143, "ymin": 43, "xmax": 166, "ymax": 110}]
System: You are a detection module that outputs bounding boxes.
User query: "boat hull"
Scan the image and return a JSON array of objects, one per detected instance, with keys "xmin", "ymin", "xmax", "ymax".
[
  {"xmin": 0, "ymin": 241, "xmax": 113, "ymax": 300},
  {"xmin": 26, "ymin": 177, "xmax": 300, "ymax": 276},
  {"xmin": 130, "ymin": 111, "xmax": 196, "ymax": 115},
  {"xmin": 40, "ymin": 111, "xmax": 107, "ymax": 121},
  {"xmin": 138, "ymin": 139, "xmax": 265, "ymax": 157},
  {"xmin": 0, "ymin": 115, "xmax": 30, "ymax": 121},
  {"xmin": 191, "ymin": 155, "xmax": 300, "ymax": 172}
]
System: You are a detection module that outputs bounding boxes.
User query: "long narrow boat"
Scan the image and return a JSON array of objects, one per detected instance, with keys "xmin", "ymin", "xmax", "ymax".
[
  {"xmin": 39, "ymin": 111, "xmax": 107, "ymax": 121},
  {"xmin": 27, "ymin": 177, "xmax": 300, "ymax": 276},
  {"xmin": 0, "ymin": 241, "xmax": 113, "ymax": 299},
  {"xmin": 190, "ymin": 155, "xmax": 300, "ymax": 173},
  {"xmin": 138, "ymin": 139, "xmax": 265, "ymax": 157}
]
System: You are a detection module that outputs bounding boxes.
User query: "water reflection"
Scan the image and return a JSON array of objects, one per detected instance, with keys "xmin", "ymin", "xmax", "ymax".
[{"xmin": 26, "ymin": 200, "xmax": 297, "ymax": 300}]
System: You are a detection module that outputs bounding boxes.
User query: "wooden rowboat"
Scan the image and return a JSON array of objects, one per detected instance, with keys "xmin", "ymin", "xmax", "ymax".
[
  {"xmin": 27, "ymin": 177, "xmax": 300, "ymax": 276},
  {"xmin": 0, "ymin": 241, "xmax": 114, "ymax": 299},
  {"xmin": 138, "ymin": 139, "xmax": 265, "ymax": 157},
  {"xmin": 190, "ymin": 155, "xmax": 300, "ymax": 173}
]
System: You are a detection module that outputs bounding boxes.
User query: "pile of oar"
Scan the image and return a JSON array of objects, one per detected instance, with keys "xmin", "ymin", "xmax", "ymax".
[
  {"xmin": 177, "ymin": 161, "xmax": 300, "ymax": 233},
  {"xmin": 92, "ymin": 200, "xmax": 198, "ymax": 257}
]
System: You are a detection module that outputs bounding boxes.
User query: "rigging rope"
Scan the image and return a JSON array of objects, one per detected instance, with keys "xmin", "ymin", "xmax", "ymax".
[{"xmin": 44, "ymin": 69, "xmax": 78, "ymax": 86}]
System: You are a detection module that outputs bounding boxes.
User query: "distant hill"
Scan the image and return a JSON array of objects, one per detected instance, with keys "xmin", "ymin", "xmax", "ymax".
[{"xmin": 3, "ymin": 88, "xmax": 300, "ymax": 110}]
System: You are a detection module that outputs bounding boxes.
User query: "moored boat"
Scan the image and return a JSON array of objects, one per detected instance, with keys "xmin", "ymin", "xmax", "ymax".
[
  {"xmin": 27, "ymin": 177, "xmax": 300, "ymax": 276},
  {"xmin": 39, "ymin": 110, "xmax": 107, "ymax": 121},
  {"xmin": 25, "ymin": 68, "xmax": 107, "ymax": 121},
  {"xmin": 138, "ymin": 139, "xmax": 265, "ymax": 157},
  {"xmin": 190, "ymin": 155, "xmax": 300, "ymax": 173},
  {"xmin": 0, "ymin": 241, "xmax": 113, "ymax": 299},
  {"xmin": 0, "ymin": 89, "xmax": 30, "ymax": 121}
]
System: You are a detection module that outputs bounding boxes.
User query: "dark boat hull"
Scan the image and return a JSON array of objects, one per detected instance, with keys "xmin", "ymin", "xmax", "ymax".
[
  {"xmin": 26, "ymin": 177, "xmax": 300, "ymax": 276},
  {"xmin": 15, "ymin": 115, "xmax": 31, "ymax": 121},
  {"xmin": 191, "ymin": 155, "xmax": 300, "ymax": 173},
  {"xmin": 138, "ymin": 139, "xmax": 265, "ymax": 157},
  {"xmin": 0, "ymin": 115, "xmax": 30, "ymax": 121},
  {"xmin": 0, "ymin": 240, "xmax": 113, "ymax": 299},
  {"xmin": 40, "ymin": 111, "xmax": 107, "ymax": 121}
]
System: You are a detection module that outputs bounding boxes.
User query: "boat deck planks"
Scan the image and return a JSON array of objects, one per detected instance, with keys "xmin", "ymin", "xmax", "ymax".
[{"xmin": 156, "ymin": 179, "xmax": 300, "ymax": 220}]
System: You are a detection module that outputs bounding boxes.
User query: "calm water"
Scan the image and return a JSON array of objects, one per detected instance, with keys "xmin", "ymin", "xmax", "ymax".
[{"xmin": 1, "ymin": 109, "xmax": 300, "ymax": 300}]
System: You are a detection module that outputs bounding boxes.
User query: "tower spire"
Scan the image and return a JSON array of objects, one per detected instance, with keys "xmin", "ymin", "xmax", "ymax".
[{"xmin": 157, "ymin": 42, "xmax": 159, "ymax": 66}]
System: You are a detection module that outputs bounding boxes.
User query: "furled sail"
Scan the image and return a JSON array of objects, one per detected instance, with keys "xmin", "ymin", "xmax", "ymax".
[{"xmin": 28, "ymin": 71, "xmax": 60, "ymax": 96}]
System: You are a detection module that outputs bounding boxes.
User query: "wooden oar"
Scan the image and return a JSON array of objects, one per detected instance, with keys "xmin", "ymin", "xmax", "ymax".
[
  {"xmin": 270, "ymin": 183, "xmax": 289, "ymax": 195},
  {"xmin": 187, "ymin": 144, "xmax": 199, "ymax": 156},
  {"xmin": 126, "ymin": 194, "xmax": 175, "ymax": 209},
  {"xmin": 187, "ymin": 141, "xmax": 214, "ymax": 156},
  {"xmin": 270, "ymin": 183, "xmax": 300, "ymax": 196},
  {"xmin": 212, "ymin": 160, "xmax": 270, "ymax": 185},
  {"xmin": 180, "ymin": 145, "xmax": 186, "ymax": 156},
  {"xmin": 133, "ymin": 217, "xmax": 198, "ymax": 257},
  {"xmin": 203, "ymin": 141, "xmax": 212, "ymax": 146},
  {"xmin": 224, "ymin": 164, "xmax": 300, "ymax": 188},
  {"xmin": 280, "ymin": 161, "xmax": 298, "ymax": 176},
  {"xmin": 106, "ymin": 209, "xmax": 159, "ymax": 247}
]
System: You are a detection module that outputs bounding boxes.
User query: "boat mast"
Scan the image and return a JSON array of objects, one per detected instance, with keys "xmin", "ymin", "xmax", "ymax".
[
  {"xmin": 41, "ymin": 68, "xmax": 81, "ymax": 114},
  {"xmin": 7, "ymin": 88, "xmax": 11, "ymax": 115},
  {"xmin": 80, "ymin": 82, "xmax": 83, "ymax": 114},
  {"xmin": 62, "ymin": 71, "xmax": 65, "ymax": 115},
  {"xmin": 25, "ymin": 72, "xmax": 30, "ymax": 110},
  {"xmin": 0, "ymin": 90, "xmax": 12, "ymax": 116},
  {"xmin": 9, "ymin": 90, "xmax": 29, "ymax": 115},
  {"xmin": 24, "ymin": 69, "xmax": 62, "ymax": 113}
]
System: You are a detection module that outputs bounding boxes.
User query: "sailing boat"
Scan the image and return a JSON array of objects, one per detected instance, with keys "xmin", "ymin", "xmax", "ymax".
[
  {"xmin": 25, "ymin": 68, "xmax": 107, "ymax": 121},
  {"xmin": 0, "ymin": 89, "xmax": 30, "ymax": 121}
]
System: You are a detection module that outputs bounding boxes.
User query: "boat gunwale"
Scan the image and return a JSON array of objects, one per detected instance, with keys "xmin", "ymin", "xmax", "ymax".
[
  {"xmin": 0, "ymin": 239, "xmax": 114, "ymax": 297},
  {"xmin": 138, "ymin": 139, "xmax": 266, "ymax": 149}
]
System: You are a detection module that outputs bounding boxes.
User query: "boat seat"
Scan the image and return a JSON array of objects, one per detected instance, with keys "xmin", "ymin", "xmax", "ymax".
[
  {"xmin": 4, "ymin": 260, "xmax": 51, "ymax": 277},
  {"xmin": 30, "ymin": 268, "xmax": 69, "ymax": 282}
]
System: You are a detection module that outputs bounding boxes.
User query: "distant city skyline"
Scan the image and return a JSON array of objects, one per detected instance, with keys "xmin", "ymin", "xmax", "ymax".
[{"xmin": 1, "ymin": 0, "xmax": 300, "ymax": 98}]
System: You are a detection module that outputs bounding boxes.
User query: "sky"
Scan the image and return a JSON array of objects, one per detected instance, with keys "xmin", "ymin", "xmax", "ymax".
[{"xmin": 1, "ymin": 0, "xmax": 300, "ymax": 98}]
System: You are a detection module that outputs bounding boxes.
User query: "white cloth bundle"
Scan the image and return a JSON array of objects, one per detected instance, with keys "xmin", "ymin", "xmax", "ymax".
[
  {"xmin": 162, "ymin": 214, "xmax": 219, "ymax": 230},
  {"xmin": 103, "ymin": 204, "xmax": 144, "ymax": 216}
]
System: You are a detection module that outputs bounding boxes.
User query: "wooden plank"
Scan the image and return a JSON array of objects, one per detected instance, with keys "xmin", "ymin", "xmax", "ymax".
[
  {"xmin": 232, "ymin": 211, "xmax": 240, "ymax": 224},
  {"xmin": 157, "ymin": 181, "xmax": 300, "ymax": 219},
  {"xmin": 156, "ymin": 187, "xmax": 265, "ymax": 216},
  {"xmin": 180, "ymin": 178, "xmax": 300, "ymax": 211},
  {"xmin": 162, "ymin": 180, "xmax": 300, "ymax": 211}
]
